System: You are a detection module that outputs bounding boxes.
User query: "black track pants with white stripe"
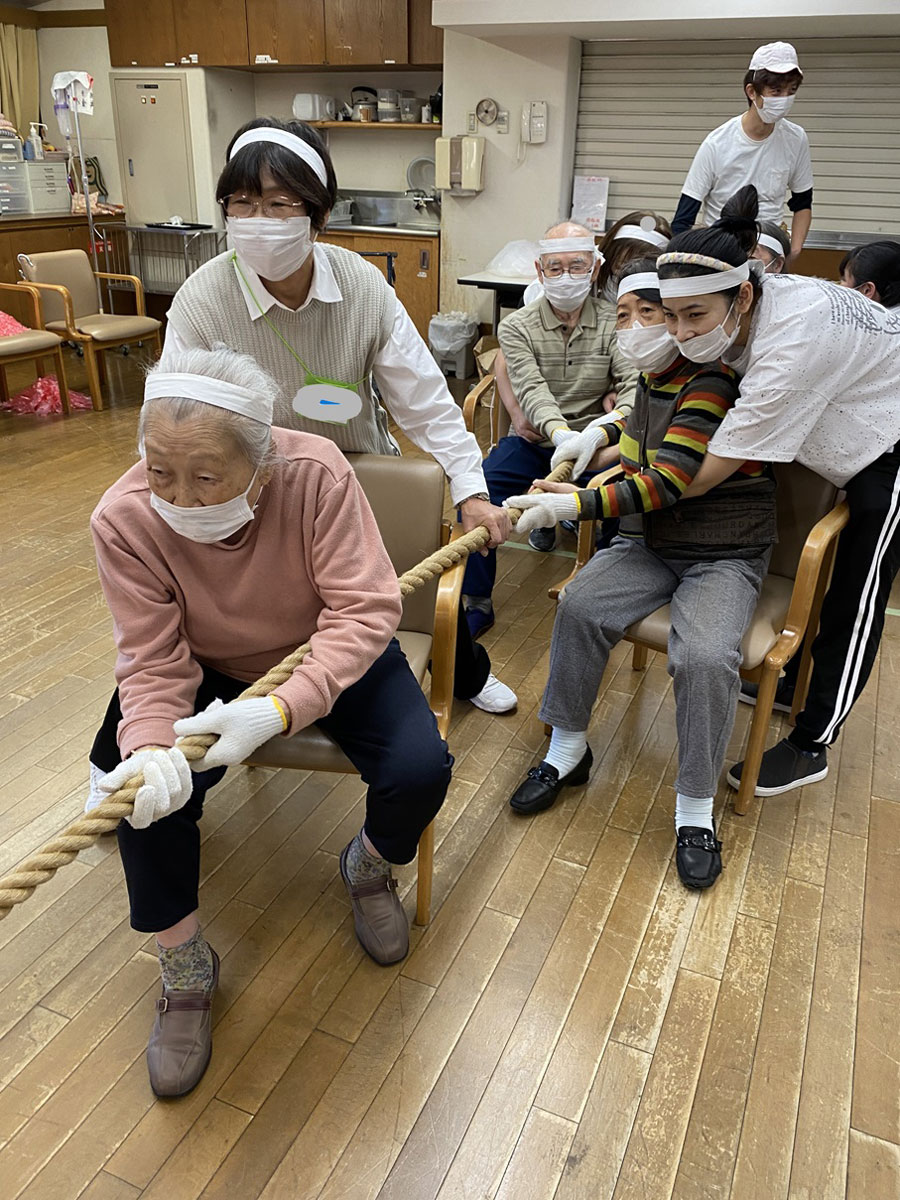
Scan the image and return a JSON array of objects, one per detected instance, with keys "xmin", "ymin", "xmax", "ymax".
[{"xmin": 791, "ymin": 441, "xmax": 900, "ymax": 751}]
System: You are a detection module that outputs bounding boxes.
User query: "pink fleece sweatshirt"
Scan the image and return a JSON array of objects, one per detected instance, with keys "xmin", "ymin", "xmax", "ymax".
[{"xmin": 91, "ymin": 429, "xmax": 402, "ymax": 757}]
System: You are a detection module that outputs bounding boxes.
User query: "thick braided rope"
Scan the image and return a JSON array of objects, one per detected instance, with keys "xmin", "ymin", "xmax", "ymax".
[{"xmin": 0, "ymin": 460, "xmax": 573, "ymax": 918}]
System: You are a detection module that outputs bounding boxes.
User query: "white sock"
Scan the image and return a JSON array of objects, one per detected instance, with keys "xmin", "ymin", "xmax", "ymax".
[
  {"xmin": 544, "ymin": 728, "xmax": 588, "ymax": 777},
  {"xmin": 675, "ymin": 793, "xmax": 714, "ymax": 833}
]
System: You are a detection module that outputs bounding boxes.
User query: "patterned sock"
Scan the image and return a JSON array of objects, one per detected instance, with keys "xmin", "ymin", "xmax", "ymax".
[
  {"xmin": 344, "ymin": 830, "xmax": 391, "ymax": 885},
  {"xmin": 544, "ymin": 727, "xmax": 588, "ymax": 777},
  {"xmin": 675, "ymin": 793, "xmax": 715, "ymax": 834},
  {"xmin": 157, "ymin": 927, "xmax": 215, "ymax": 992}
]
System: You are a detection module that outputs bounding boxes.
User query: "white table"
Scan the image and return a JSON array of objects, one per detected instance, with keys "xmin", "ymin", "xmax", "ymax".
[{"xmin": 456, "ymin": 269, "xmax": 535, "ymax": 333}]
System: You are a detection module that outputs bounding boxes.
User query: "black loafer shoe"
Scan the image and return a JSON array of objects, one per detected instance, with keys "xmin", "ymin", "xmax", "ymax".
[
  {"xmin": 727, "ymin": 737, "xmax": 828, "ymax": 796},
  {"xmin": 676, "ymin": 824, "xmax": 722, "ymax": 890},
  {"xmin": 528, "ymin": 526, "xmax": 557, "ymax": 553},
  {"xmin": 509, "ymin": 747, "xmax": 593, "ymax": 815}
]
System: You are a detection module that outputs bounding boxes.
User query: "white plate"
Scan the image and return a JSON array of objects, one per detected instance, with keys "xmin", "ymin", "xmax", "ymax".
[{"xmin": 407, "ymin": 155, "xmax": 436, "ymax": 192}]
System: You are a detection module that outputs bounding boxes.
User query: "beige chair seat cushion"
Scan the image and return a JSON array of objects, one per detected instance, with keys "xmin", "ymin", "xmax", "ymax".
[
  {"xmin": 47, "ymin": 314, "xmax": 161, "ymax": 342},
  {"xmin": 625, "ymin": 573, "xmax": 794, "ymax": 670},
  {"xmin": 245, "ymin": 630, "xmax": 433, "ymax": 773},
  {"xmin": 0, "ymin": 329, "xmax": 62, "ymax": 356}
]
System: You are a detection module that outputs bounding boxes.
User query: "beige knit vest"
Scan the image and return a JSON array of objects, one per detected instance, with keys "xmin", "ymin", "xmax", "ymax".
[{"xmin": 166, "ymin": 244, "xmax": 398, "ymax": 455}]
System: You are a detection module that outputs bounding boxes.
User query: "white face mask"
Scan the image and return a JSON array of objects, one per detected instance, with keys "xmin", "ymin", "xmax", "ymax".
[
  {"xmin": 616, "ymin": 321, "xmax": 678, "ymax": 373},
  {"xmin": 541, "ymin": 271, "xmax": 594, "ymax": 313},
  {"xmin": 149, "ymin": 466, "xmax": 261, "ymax": 543},
  {"xmin": 227, "ymin": 215, "xmax": 314, "ymax": 281},
  {"xmin": 758, "ymin": 94, "xmax": 795, "ymax": 124},
  {"xmin": 674, "ymin": 299, "xmax": 741, "ymax": 363}
]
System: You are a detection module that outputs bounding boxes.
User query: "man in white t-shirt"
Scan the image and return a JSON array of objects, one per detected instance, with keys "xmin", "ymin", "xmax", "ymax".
[{"xmin": 671, "ymin": 42, "xmax": 813, "ymax": 262}]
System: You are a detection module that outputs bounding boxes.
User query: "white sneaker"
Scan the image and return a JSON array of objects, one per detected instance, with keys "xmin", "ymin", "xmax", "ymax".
[{"xmin": 470, "ymin": 673, "xmax": 518, "ymax": 713}]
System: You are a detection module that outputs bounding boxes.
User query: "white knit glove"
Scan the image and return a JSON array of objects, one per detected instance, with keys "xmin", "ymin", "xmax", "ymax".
[
  {"xmin": 89, "ymin": 747, "xmax": 193, "ymax": 830},
  {"xmin": 549, "ymin": 426, "xmax": 577, "ymax": 448},
  {"xmin": 173, "ymin": 696, "xmax": 286, "ymax": 770},
  {"xmin": 504, "ymin": 491, "xmax": 580, "ymax": 534},
  {"xmin": 550, "ymin": 412, "xmax": 626, "ymax": 477}
]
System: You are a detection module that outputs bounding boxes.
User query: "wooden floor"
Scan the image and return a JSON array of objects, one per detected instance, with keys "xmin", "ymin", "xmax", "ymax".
[{"xmin": 1, "ymin": 350, "xmax": 899, "ymax": 1200}]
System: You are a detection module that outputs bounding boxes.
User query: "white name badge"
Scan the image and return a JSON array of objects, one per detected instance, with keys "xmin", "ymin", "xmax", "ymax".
[{"xmin": 292, "ymin": 383, "xmax": 363, "ymax": 425}]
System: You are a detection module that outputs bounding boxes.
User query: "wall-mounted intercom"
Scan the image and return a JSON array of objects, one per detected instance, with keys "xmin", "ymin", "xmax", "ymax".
[{"xmin": 521, "ymin": 100, "xmax": 548, "ymax": 144}]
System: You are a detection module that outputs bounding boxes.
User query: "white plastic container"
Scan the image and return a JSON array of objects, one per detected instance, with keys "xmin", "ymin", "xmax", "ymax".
[{"xmin": 291, "ymin": 94, "xmax": 336, "ymax": 121}]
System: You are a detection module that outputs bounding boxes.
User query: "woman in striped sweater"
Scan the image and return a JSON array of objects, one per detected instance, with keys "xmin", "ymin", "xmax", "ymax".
[{"xmin": 502, "ymin": 256, "xmax": 776, "ymax": 890}]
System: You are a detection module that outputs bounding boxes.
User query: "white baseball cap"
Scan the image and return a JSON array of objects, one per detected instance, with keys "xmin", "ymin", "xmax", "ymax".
[{"xmin": 749, "ymin": 41, "xmax": 803, "ymax": 75}]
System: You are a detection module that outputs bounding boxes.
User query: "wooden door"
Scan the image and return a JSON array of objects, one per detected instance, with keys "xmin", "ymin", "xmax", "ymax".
[
  {"xmin": 173, "ymin": 0, "xmax": 250, "ymax": 66},
  {"xmin": 408, "ymin": 0, "xmax": 443, "ymax": 65},
  {"xmin": 390, "ymin": 235, "xmax": 439, "ymax": 339},
  {"xmin": 324, "ymin": 0, "xmax": 408, "ymax": 66},
  {"xmin": 105, "ymin": 0, "xmax": 177, "ymax": 67},
  {"xmin": 246, "ymin": 0, "xmax": 325, "ymax": 65}
]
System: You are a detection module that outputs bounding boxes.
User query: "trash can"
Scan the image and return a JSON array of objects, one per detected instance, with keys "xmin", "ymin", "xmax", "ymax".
[{"xmin": 428, "ymin": 311, "xmax": 479, "ymax": 379}]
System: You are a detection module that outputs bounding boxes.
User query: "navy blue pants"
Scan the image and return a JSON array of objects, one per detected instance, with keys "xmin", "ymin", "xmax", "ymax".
[
  {"xmin": 90, "ymin": 639, "xmax": 452, "ymax": 932},
  {"xmin": 462, "ymin": 435, "xmax": 603, "ymax": 600}
]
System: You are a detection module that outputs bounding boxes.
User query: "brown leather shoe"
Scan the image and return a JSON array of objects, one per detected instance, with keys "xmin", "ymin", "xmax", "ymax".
[
  {"xmin": 339, "ymin": 844, "xmax": 409, "ymax": 965},
  {"xmin": 147, "ymin": 947, "xmax": 219, "ymax": 1098}
]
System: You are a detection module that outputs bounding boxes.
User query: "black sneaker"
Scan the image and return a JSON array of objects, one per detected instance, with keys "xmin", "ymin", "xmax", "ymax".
[
  {"xmin": 509, "ymin": 747, "xmax": 593, "ymax": 815},
  {"xmin": 738, "ymin": 678, "xmax": 795, "ymax": 714},
  {"xmin": 676, "ymin": 823, "xmax": 722, "ymax": 890},
  {"xmin": 726, "ymin": 737, "xmax": 828, "ymax": 797},
  {"xmin": 528, "ymin": 526, "xmax": 557, "ymax": 552}
]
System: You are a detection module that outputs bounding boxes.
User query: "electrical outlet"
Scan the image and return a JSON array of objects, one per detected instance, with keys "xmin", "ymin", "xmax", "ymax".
[
  {"xmin": 466, "ymin": 111, "xmax": 477, "ymax": 134},
  {"xmin": 496, "ymin": 109, "xmax": 509, "ymax": 134}
]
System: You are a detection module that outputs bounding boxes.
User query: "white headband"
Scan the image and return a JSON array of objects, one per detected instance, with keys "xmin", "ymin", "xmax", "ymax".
[
  {"xmin": 617, "ymin": 271, "xmax": 660, "ymax": 300},
  {"xmin": 657, "ymin": 259, "xmax": 751, "ymax": 297},
  {"xmin": 229, "ymin": 128, "xmax": 328, "ymax": 188},
  {"xmin": 757, "ymin": 233, "xmax": 786, "ymax": 258},
  {"xmin": 538, "ymin": 236, "xmax": 599, "ymax": 255},
  {"xmin": 144, "ymin": 373, "xmax": 273, "ymax": 426},
  {"xmin": 612, "ymin": 225, "xmax": 669, "ymax": 250}
]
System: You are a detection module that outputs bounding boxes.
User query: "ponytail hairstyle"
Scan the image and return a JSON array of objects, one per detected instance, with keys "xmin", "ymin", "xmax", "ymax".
[
  {"xmin": 599, "ymin": 211, "xmax": 672, "ymax": 291},
  {"xmin": 839, "ymin": 240, "xmax": 900, "ymax": 309},
  {"xmin": 658, "ymin": 185, "xmax": 763, "ymax": 303},
  {"xmin": 615, "ymin": 256, "xmax": 661, "ymax": 304}
]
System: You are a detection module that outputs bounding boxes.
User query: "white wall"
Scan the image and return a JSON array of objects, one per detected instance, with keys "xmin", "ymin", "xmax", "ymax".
[
  {"xmin": 439, "ymin": 32, "xmax": 580, "ymax": 321},
  {"xmin": 253, "ymin": 70, "xmax": 442, "ymax": 192}
]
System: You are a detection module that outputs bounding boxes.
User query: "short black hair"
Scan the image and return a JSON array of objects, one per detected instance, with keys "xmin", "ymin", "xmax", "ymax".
[
  {"xmin": 840, "ymin": 240, "xmax": 900, "ymax": 307},
  {"xmin": 217, "ymin": 117, "xmax": 338, "ymax": 232},
  {"xmin": 743, "ymin": 67, "xmax": 803, "ymax": 106},
  {"xmin": 659, "ymin": 186, "xmax": 763, "ymax": 303},
  {"xmin": 616, "ymin": 256, "xmax": 661, "ymax": 304}
]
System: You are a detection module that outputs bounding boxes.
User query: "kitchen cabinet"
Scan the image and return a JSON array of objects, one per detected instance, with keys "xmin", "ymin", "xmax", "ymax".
[
  {"xmin": 324, "ymin": 0, "xmax": 408, "ymax": 66},
  {"xmin": 408, "ymin": 0, "xmax": 443, "ymax": 64},
  {"xmin": 319, "ymin": 229, "xmax": 439, "ymax": 340},
  {"xmin": 246, "ymin": 0, "xmax": 325, "ymax": 65},
  {"xmin": 105, "ymin": 0, "xmax": 177, "ymax": 68},
  {"xmin": 173, "ymin": 0, "xmax": 250, "ymax": 66}
]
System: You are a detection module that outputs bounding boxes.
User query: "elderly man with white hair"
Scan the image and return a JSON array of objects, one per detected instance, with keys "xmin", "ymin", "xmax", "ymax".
[
  {"xmin": 462, "ymin": 220, "xmax": 640, "ymax": 635},
  {"xmin": 87, "ymin": 346, "xmax": 451, "ymax": 1098}
]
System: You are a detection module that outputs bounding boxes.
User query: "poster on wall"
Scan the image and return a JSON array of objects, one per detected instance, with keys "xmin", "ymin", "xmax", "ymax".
[{"xmin": 571, "ymin": 175, "xmax": 609, "ymax": 233}]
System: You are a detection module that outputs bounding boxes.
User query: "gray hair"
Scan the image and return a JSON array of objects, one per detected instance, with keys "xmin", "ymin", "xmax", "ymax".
[
  {"xmin": 139, "ymin": 344, "xmax": 280, "ymax": 471},
  {"xmin": 542, "ymin": 220, "xmax": 595, "ymax": 241}
]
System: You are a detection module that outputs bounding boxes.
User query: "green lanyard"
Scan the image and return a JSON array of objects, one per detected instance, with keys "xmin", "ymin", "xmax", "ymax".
[{"xmin": 231, "ymin": 253, "xmax": 367, "ymax": 390}]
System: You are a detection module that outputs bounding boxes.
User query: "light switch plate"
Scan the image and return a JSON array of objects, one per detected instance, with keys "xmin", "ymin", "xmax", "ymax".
[
  {"xmin": 466, "ymin": 111, "xmax": 477, "ymax": 134},
  {"xmin": 496, "ymin": 109, "xmax": 509, "ymax": 134}
]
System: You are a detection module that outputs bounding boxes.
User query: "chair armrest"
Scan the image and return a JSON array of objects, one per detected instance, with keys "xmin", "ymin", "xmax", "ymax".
[
  {"xmin": 94, "ymin": 271, "xmax": 147, "ymax": 315},
  {"xmin": 17, "ymin": 281, "xmax": 77, "ymax": 337},
  {"xmin": 0, "ymin": 281, "xmax": 42, "ymax": 328},
  {"xmin": 764, "ymin": 500, "xmax": 850, "ymax": 672},
  {"xmin": 572, "ymin": 465, "xmax": 626, "ymax": 576},
  {"xmin": 463, "ymin": 373, "xmax": 495, "ymax": 441},
  {"xmin": 429, "ymin": 524, "xmax": 466, "ymax": 740}
]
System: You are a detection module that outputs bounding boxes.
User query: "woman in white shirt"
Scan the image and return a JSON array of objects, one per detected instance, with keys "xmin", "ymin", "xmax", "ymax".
[{"xmin": 661, "ymin": 185, "xmax": 900, "ymax": 798}]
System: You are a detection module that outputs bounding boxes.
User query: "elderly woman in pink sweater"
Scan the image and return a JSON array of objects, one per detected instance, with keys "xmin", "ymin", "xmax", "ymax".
[{"xmin": 87, "ymin": 346, "xmax": 450, "ymax": 1098}]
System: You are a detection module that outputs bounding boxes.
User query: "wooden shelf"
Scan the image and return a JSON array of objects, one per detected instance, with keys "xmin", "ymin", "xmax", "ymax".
[{"xmin": 307, "ymin": 121, "xmax": 441, "ymax": 131}]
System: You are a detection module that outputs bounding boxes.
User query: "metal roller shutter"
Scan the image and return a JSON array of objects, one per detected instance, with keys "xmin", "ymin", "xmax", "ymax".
[{"xmin": 575, "ymin": 37, "xmax": 900, "ymax": 234}]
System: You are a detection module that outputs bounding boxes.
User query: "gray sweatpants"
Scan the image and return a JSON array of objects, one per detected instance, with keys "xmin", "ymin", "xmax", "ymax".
[{"xmin": 540, "ymin": 537, "xmax": 769, "ymax": 798}]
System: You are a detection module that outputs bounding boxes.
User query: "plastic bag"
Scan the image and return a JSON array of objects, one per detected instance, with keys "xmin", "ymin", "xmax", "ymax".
[
  {"xmin": 1, "ymin": 375, "xmax": 92, "ymax": 415},
  {"xmin": 428, "ymin": 311, "xmax": 479, "ymax": 354},
  {"xmin": 485, "ymin": 239, "xmax": 540, "ymax": 279}
]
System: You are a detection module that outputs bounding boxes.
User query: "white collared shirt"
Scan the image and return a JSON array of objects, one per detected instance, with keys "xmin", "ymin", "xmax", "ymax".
[{"xmin": 164, "ymin": 244, "xmax": 487, "ymax": 505}]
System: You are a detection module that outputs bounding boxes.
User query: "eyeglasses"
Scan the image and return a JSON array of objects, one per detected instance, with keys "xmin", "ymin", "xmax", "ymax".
[
  {"xmin": 223, "ymin": 195, "xmax": 307, "ymax": 219},
  {"xmin": 540, "ymin": 261, "xmax": 593, "ymax": 279}
]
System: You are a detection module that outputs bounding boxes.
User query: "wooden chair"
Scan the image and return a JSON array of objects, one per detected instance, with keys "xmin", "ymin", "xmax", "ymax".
[
  {"xmin": 0, "ymin": 282, "xmax": 71, "ymax": 414},
  {"xmin": 17, "ymin": 249, "xmax": 162, "ymax": 411},
  {"xmin": 558, "ymin": 461, "xmax": 849, "ymax": 815},
  {"xmin": 462, "ymin": 372, "xmax": 511, "ymax": 452},
  {"xmin": 244, "ymin": 455, "xmax": 464, "ymax": 927}
]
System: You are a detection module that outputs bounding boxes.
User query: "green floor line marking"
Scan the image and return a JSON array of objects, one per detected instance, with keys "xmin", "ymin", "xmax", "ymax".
[
  {"xmin": 502, "ymin": 541, "xmax": 576, "ymax": 560},
  {"xmin": 887, "ymin": 607, "xmax": 900, "ymax": 617}
]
